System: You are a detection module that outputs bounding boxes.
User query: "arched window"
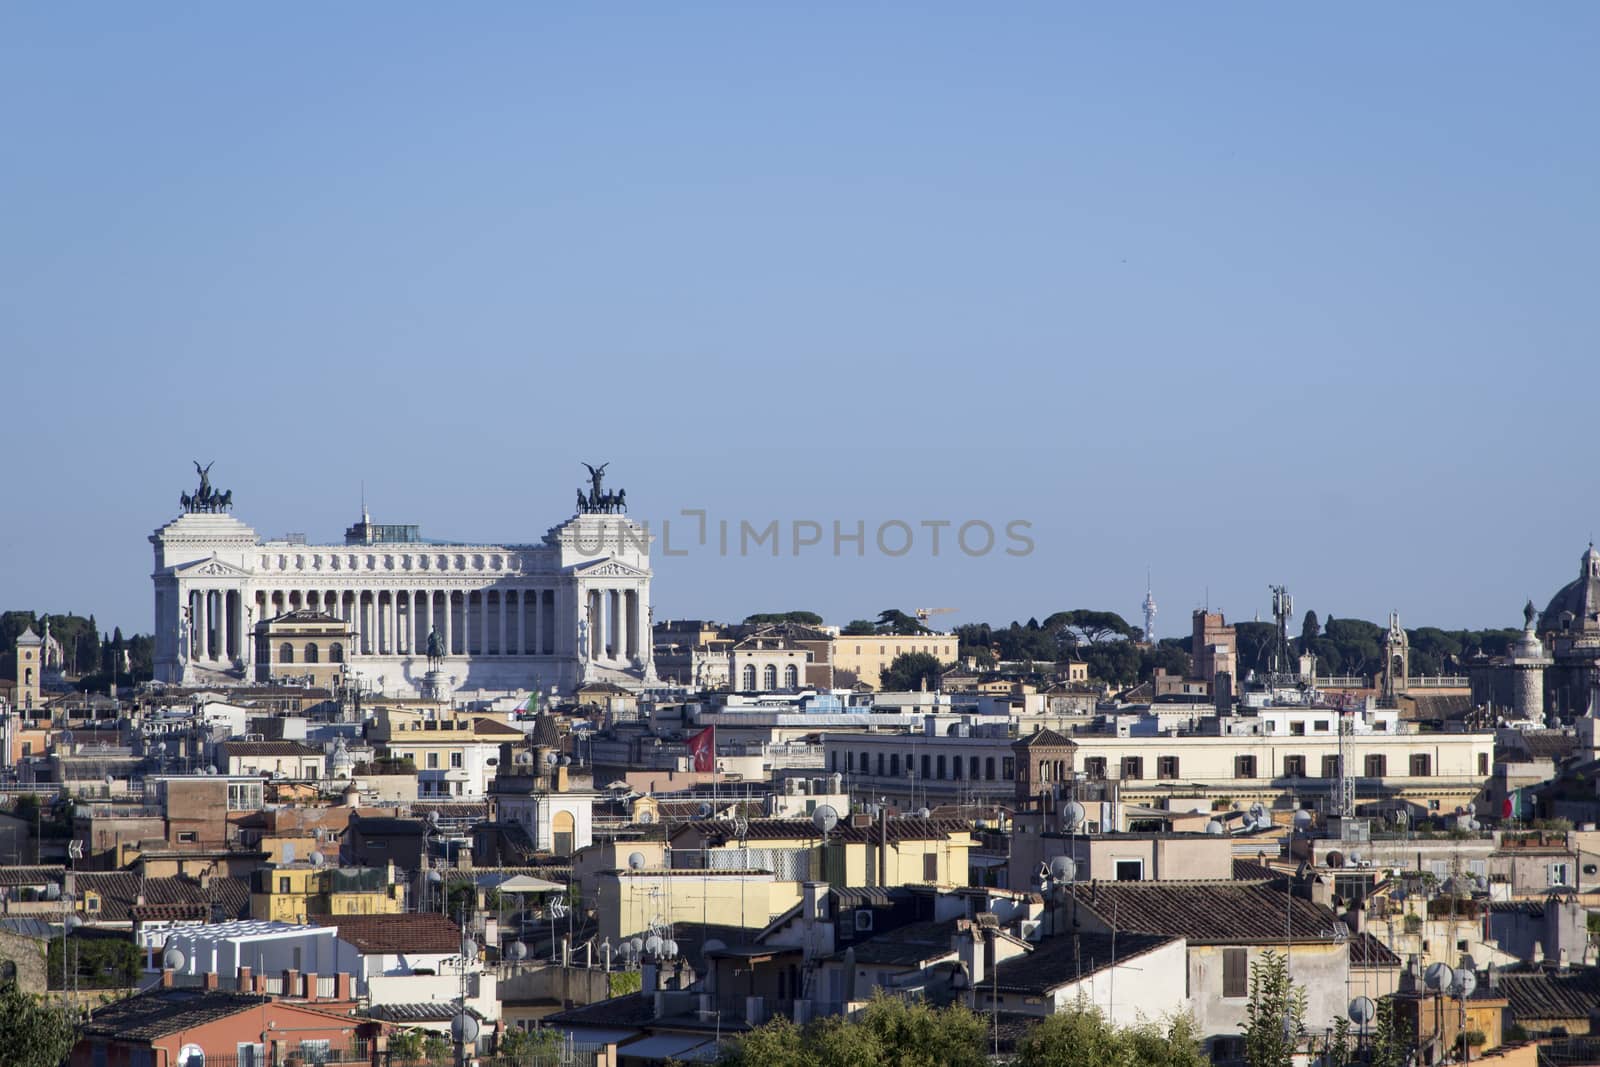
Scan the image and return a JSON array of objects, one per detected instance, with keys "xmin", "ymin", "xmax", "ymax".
[
  {"xmin": 742, "ymin": 665, "xmax": 757, "ymax": 690},
  {"xmin": 279, "ymin": 643, "xmax": 294, "ymax": 664},
  {"xmin": 762, "ymin": 665, "xmax": 778, "ymax": 690},
  {"xmin": 783, "ymin": 665, "xmax": 799, "ymax": 689},
  {"xmin": 329, "ymin": 643, "xmax": 344, "ymax": 663},
  {"xmin": 304, "ymin": 644, "xmax": 320, "ymax": 664}
]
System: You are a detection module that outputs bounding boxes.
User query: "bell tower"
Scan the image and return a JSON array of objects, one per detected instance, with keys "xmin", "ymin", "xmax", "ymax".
[
  {"xmin": 14, "ymin": 626, "xmax": 43, "ymax": 710},
  {"xmin": 1381, "ymin": 612, "xmax": 1409, "ymax": 700}
]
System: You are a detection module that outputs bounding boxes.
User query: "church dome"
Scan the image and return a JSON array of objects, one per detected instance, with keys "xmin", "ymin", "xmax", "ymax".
[{"xmin": 1540, "ymin": 543, "xmax": 1600, "ymax": 635}]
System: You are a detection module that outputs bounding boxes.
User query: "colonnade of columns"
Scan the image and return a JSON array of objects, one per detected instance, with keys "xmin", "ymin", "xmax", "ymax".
[
  {"xmin": 175, "ymin": 581, "xmax": 650, "ymax": 679},
  {"xmin": 247, "ymin": 587, "xmax": 562, "ymax": 659},
  {"xmin": 584, "ymin": 587, "xmax": 644, "ymax": 662},
  {"xmin": 183, "ymin": 588, "xmax": 244, "ymax": 665}
]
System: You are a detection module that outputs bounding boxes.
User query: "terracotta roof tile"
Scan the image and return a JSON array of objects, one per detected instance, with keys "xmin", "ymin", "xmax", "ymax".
[
  {"xmin": 310, "ymin": 912, "xmax": 463, "ymax": 955},
  {"xmin": 1074, "ymin": 881, "xmax": 1342, "ymax": 944}
]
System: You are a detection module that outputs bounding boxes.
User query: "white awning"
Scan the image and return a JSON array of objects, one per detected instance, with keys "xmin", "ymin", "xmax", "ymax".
[{"xmin": 487, "ymin": 874, "xmax": 566, "ymax": 894}]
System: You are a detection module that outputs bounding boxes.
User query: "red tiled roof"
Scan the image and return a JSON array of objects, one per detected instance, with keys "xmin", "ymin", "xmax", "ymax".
[{"xmin": 311, "ymin": 912, "xmax": 463, "ymax": 955}]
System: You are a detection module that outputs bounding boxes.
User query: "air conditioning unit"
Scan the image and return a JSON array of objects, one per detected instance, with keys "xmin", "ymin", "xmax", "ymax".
[
  {"xmin": 1019, "ymin": 920, "xmax": 1042, "ymax": 942},
  {"xmin": 854, "ymin": 910, "xmax": 874, "ymax": 933}
]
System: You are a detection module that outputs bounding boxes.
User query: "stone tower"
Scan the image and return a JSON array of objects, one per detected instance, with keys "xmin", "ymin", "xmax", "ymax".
[
  {"xmin": 14, "ymin": 626, "xmax": 42, "ymax": 710},
  {"xmin": 1381, "ymin": 612, "xmax": 1409, "ymax": 700},
  {"xmin": 1509, "ymin": 600, "xmax": 1552, "ymax": 724}
]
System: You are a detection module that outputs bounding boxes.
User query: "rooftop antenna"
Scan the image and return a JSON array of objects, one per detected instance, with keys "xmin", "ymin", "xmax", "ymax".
[{"xmin": 361, "ymin": 480, "xmax": 368, "ymax": 524}]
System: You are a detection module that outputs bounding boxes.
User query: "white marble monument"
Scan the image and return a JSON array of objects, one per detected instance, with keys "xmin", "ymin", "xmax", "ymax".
[{"xmin": 150, "ymin": 465, "xmax": 657, "ymax": 696}]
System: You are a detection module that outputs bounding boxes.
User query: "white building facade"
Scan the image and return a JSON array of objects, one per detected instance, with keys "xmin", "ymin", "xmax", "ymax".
[{"xmin": 151, "ymin": 472, "xmax": 657, "ymax": 696}]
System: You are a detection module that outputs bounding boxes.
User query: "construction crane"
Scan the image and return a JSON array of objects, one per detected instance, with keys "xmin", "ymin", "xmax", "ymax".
[{"xmin": 915, "ymin": 607, "xmax": 957, "ymax": 625}]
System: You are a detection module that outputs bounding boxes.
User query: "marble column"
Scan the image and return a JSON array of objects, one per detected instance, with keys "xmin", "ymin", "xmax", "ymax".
[
  {"xmin": 197, "ymin": 589, "xmax": 210, "ymax": 662},
  {"xmin": 626, "ymin": 589, "xmax": 639, "ymax": 660},
  {"xmin": 498, "ymin": 592, "xmax": 507, "ymax": 656},
  {"xmin": 479, "ymin": 591, "xmax": 490, "ymax": 656},
  {"xmin": 513, "ymin": 590, "xmax": 524, "ymax": 655},
  {"xmin": 443, "ymin": 592, "xmax": 454, "ymax": 657},
  {"xmin": 544, "ymin": 590, "xmax": 555, "ymax": 655}
]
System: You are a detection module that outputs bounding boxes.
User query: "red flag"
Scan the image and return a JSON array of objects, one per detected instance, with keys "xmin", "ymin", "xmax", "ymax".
[
  {"xmin": 1502, "ymin": 795, "xmax": 1513, "ymax": 820},
  {"xmin": 689, "ymin": 727, "xmax": 715, "ymax": 773}
]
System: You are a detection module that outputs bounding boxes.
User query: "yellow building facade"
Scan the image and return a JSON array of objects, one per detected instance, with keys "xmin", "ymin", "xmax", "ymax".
[{"xmin": 831, "ymin": 633, "xmax": 959, "ymax": 689}]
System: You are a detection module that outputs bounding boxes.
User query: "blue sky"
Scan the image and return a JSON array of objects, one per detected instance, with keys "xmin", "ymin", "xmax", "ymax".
[{"xmin": 3, "ymin": 4, "xmax": 1597, "ymax": 637}]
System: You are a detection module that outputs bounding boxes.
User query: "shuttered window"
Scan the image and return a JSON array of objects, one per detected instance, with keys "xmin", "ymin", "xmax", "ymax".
[{"xmin": 1222, "ymin": 947, "xmax": 1248, "ymax": 998}]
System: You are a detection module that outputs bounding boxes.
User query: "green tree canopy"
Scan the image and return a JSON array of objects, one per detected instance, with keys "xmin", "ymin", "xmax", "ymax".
[
  {"xmin": 880, "ymin": 652, "xmax": 944, "ymax": 692},
  {"xmin": 745, "ymin": 611, "xmax": 825, "ymax": 627},
  {"xmin": 875, "ymin": 610, "xmax": 930, "ymax": 636},
  {"xmin": 719, "ymin": 993, "xmax": 985, "ymax": 1067},
  {"xmin": 842, "ymin": 620, "xmax": 878, "ymax": 636},
  {"xmin": 0, "ymin": 979, "xmax": 78, "ymax": 1067},
  {"xmin": 1014, "ymin": 1007, "xmax": 1207, "ymax": 1067},
  {"xmin": 1242, "ymin": 949, "xmax": 1307, "ymax": 1067}
]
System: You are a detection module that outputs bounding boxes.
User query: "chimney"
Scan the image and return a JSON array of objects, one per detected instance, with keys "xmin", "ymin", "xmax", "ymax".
[
  {"xmin": 335, "ymin": 972, "xmax": 353, "ymax": 1001},
  {"xmin": 801, "ymin": 882, "xmax": 826, "ymax": 924},
  {"xmin": 203, "ymin": 971, "xmax": 219, "ymax": 991},
  {"xmin": 955, "ymin": 921, "xmax": 984, "ymax": 990},
  {"xmin": 160, "ymin": 968, "xmax": 175, "ymax": 989},
  {"xmin": 239, "ymin": 965, "xmax": 253, "ymax": 988},
  {"xmin": 303, "ymin": 972, "xmax": 318, "ymax": 1001}
]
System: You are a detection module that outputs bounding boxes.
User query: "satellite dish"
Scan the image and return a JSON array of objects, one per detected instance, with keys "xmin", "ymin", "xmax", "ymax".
[
  {"xmin": 507, "ymin": 941, "xmax": 528, "ymax": 961},
  {"xmin": 545, "ymin": 752, "xmax": 559, "ymax": 766},
  {"xmin": 65, "ymin": 914, "xmax": 84, "ymax": 931},
  {"xmin": 559, "ymin": 755, "xmax": 571, "ymax": 766},
  {"xmin": 1249, "ymin": 802, "xmax": 1268, "ymax": 823},
  {"xmin": 645, "ymin": 934, "xmax": 663, "ymax": 956},
  {"xmin": 163, "ymin": 947, "xmax": 186, "ymax": 971},
  {"xmin": 1466, "ymin": 802, "xmax": 1477, "ymax": 815},
  {"xmin": 1453, "ymin": 968, "xmax": 1478, "ymax": 997},
  {"xmin": 104, "ymin": 774, "xmax": 114, "ymax": 786},
  {"xmin": 812, "ymin": 805, "xmax": 839, "ymax": 835},
  {"xmin": 637, "ymin": 810, "xmax": 655, "ymax": 825},
  {"xmin": 628, "ymin": 852, "xmax": 646, "ymax": 870},
  {"xmin": 629, "ymin": 937, "xmax": 645, "ymax": 956},
  {"xmin": 1327, "ymin": 851, "xmax": 1345, "ymax": 868},
  {"xmin": 428, "ymin": 870, "xmax": 443, "ymax": 884},
  {"xmin": 1062, "ymin": 801, "xmax": 1086, "ymax": 829},
  {"xmin": 451, "ymin": 1013, "xmax": 480, "ymax": 1045},
  {"xmin": 916, "ymin": 807, "xmax": 931, "ymax": 819},
  {"xmin": 1048, "ymin": 856, "xmax": 1077, "ymax": 883},
  {"xmin": 460, "ymin": 937, "xmax": 478, "ymax": 959},
  {"xmin": 697, "ymin": 802, "xmax": 712, "ymax": 818},
  {"xmin": 664, "ymin": 939, "xmax": 679, "ymax": 958},
  {"xmin": 206, "ymin": 765, "xmax": 217, "ymax": 775},
  {"xmin": 308, "ymin": 851, "xmax": 326, "ymax": 868},
  {"xmin": 1425, "ymin": 962, "xmax": 1452, "ymax": 991},
  {"xmin": 1205, "ymin": 820, "xmax": 1225, "ymax": 836},
  {"xmin": 429, "ymin": 810, "xmax": 442, "ymax": 826},
  {"xmin": 702, "ymin": 938, "xmax": 726, "ymax": 959},
  {"xmin": 1292, "ymin": 810, "xmax": 1313, "ymax": 830},
  {"xmin": 1349, "ymin": 996, "xmax": 1375, "ymax": 1026}
]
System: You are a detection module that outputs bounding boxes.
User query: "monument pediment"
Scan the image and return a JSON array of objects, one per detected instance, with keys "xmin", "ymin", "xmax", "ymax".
[
  {"xmin": 570, "ymin": 559, "xmax": 650, "ymax": 580},
  {"xmin": 173, "ymin": 555, "xmax": 251, "ymax": 579}
]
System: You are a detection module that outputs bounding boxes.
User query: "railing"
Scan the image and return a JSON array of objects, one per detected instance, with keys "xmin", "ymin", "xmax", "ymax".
[
  {"xmin": 1406, "ymin": 677, "xmax": 1470, "ymax": 688},
  {"xmin": 316, "ymin": 975, "xmax": 337, "ymax": 999}
]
